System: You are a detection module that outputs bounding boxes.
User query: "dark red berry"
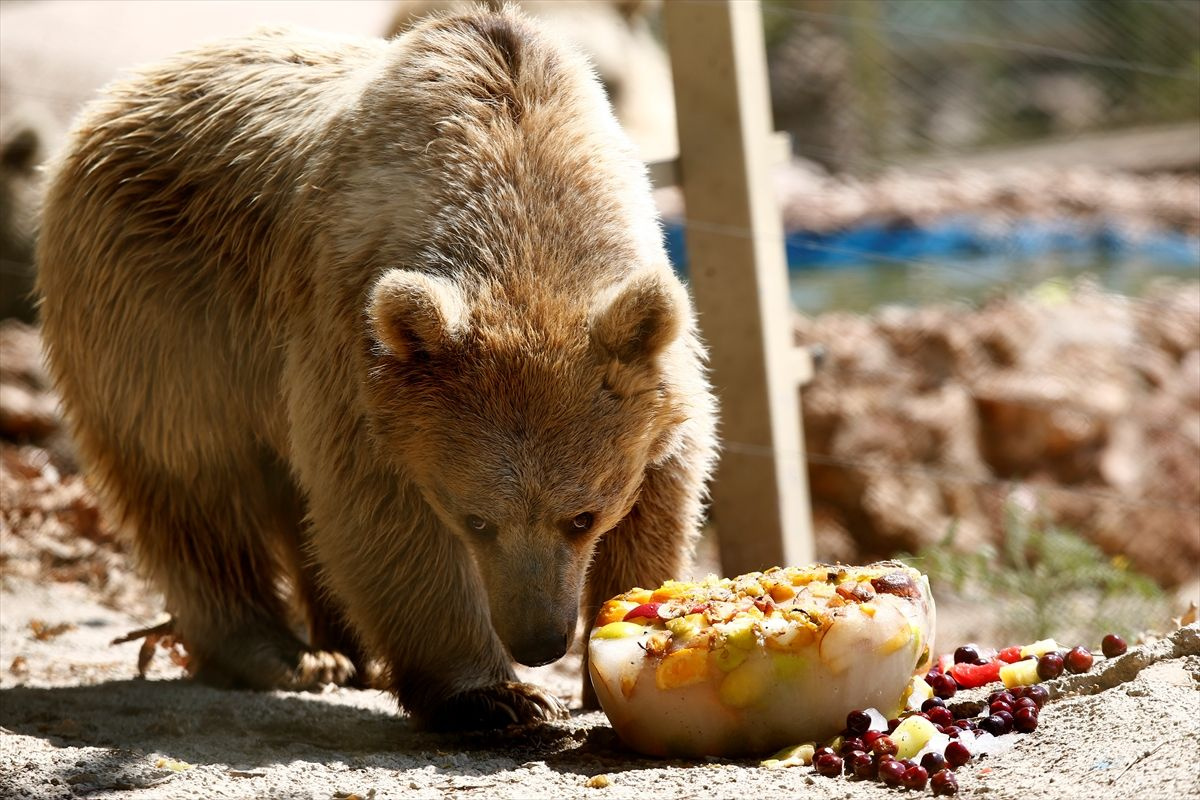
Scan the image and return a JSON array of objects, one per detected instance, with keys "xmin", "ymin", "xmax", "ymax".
[
  {"xmin": 845, "ymin": 709, "xmax": 872, "ymax": 736},
  {"xmin": 902, "ymin": 765, "xmax": 929, "ymax": 790},
  {"xmin": 813, "ymin": 746, "xmax": 836, "ymax": 761},
  {"xmin": 954, "ymin": 719, "xmax": 971, "ymax": 730},
  {"xmin": 931, "ymin": 673, "xmax": 958, "ymax": 699},
  {"xmin": 945, "ymin": 726, "xmax": 961, "ymax": 738},
  {"xmin": 987, "ymin": 690, "xmax": 1015, "ymax": 706},
  {"xmin": 927, "ymin": 706, "xmax": 955, "ymax": 727},
  {"xmin": 887, "ymin": 718, "xmax": 900, "ymax": 733},
  {"xmin": 863, "ymin": 730, "xmax": 884, "ymax": 748},
  {"xmin": 954, "ymin": 644, "xmax": 983, "ymax": 664},
  {"xmin": 921, "ymin": 752, "xmax": 947, "ymax": 773},
  {"xmin": 843, "ymin": 750, "xmax": 864, "ymax": 775},
  {"xmin": 814, "ymin": 752, "xmax": 842, "ymax": 778},
  {"xmin": 922, "ymin": 697, "xmax": 946, "ymax": 712},
  {"xmin": 978, "ymin": 714, "xmax": 1010, "ymax": 735},
  {"xmin": 989, "ymin": 700, "xmax": 1013, "ymax": 716},
  {"xmin": 1065, "ymin": 646, "xmax": 1093, "ymax": 673},
  {"xmin": 899, "ymin": 759, "xmax": 918, "ymax": 770},
  {"xmin": 993, "ymin": 710, "xmax": 1014, "ymax": 732},
  {"xmin": 1037, "ymin": 652, "xmax": 1065, "ymax": 680},
  {"xmin": 931, "ymin": 769, "xmax": 959, "ymax": 795},
  {"xmin": 851, "ymin": 751, "xmax": 876, "ymax": 779},
  {"xmin": 1014, "ymin": 706, "xmax": 1039, "ymax": 732},
  {"xmin": 1009, "ymin": 685, "xmax": 1028, "ymax": 698},
  {"xmin": 840, "ymin": 737, "xmax": 865, "ymax": 755},
  {"xmin": 879, "ymin": 759, "xmax": 906, "ymax": 786},
  {"xmin": 1014, "ymin": 696, "xmax": 1037, "ymax": 710},
  {"xmin": 944, "ymin": 741, "xmax": 971, "ymax": 768},
  {"xmin": 1102, "ymin": 634, "xmax": 1127, "ymax": 658},
  {"xmin": 1026, "ymin": 684, "xmax": 1050, "ymax": 707},
  {"xmin": 871, "ymin": 735, "xmax": 898, "ymax": 757}
]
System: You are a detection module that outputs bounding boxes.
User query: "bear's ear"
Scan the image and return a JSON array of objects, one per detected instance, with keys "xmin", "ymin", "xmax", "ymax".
[
  {"xmin": 589, "ymin": 271, "xmax": 687, "ymax": 366},
  {"xmin": 369, "ymin": 270, "xmax": 468, "ymax": 360}
]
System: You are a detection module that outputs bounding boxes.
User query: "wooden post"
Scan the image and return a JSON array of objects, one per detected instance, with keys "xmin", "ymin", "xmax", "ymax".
[{"xmin": 662, "ymin": 0, "xmax": 814, "ymax": 575}]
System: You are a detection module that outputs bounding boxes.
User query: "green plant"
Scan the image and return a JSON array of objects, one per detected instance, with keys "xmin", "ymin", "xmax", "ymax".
[{"xmin": 902, "ymin": 498, "xmax": 1165, "ymax": 645}]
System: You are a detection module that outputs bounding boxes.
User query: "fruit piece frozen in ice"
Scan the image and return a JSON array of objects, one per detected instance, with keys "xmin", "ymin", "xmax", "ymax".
[
  {"xmin": 767, "ymin": 581, "xmax": 796, "ymax": 602},
  {"xmin": 595, "ymin": 600, "xmax": 640, "ymax": 627},
  {"xmin": 656, "ymin": 645, "xmax": 710, "ymax": 690},
  {"xmin": 651, "ymin": 581, "xmax": 689, "ymax": 601},
  {"xmin": 903, "ymin": 674, "xmax": 934, "ymax": 711},
  {"xmin": 594, "ymin": 621, "xmax": 649, "ymax": 639},
  {"xmin": 665, "ymin": 613, "xmax": 706, "ymax": 644},
  {"xmin": 711, "ymin": 642, "xmax": 750, "ymax": 673},
  {"xmin": 715, "ymin": 616, "xmax": 758, "ymax": 650},
  {"xmin": 771, "ymin": 653, "xmax": 809, "ymax": 680},
  {"xmin": 719, "ymin": 657, "xmax": 771, "ymax": 708},
  {"xmin": 625, "ymin": 589, "xmax": 653, "ymax": 604},
  {"xmin": 623, "ymin": 602, "xmax": 663, "ymax": 622}
]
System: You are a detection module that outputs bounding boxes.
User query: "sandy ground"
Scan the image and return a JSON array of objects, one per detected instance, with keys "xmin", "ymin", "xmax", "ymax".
[{"xmin": 2, "ymin": 570, "xmax": 1198, "ymax": 800}]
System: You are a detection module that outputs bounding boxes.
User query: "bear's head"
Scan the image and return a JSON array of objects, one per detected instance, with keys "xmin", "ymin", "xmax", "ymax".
[{"xmin": 366, "ymin": 267, "xmax": 691, "ymax": 666}]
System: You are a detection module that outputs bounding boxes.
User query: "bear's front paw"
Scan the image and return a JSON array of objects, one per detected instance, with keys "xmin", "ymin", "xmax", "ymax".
[{"xmin": 426, "ymin": 681, "xmax": 568, "ymax": 731}]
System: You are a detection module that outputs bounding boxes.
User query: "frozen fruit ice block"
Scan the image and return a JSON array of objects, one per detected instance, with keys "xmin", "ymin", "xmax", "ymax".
[{"xmin": 588, "ymin": 562, "xmax": 936, "ymax": 758}]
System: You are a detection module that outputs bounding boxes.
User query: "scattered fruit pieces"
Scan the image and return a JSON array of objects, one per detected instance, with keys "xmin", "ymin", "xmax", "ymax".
[
  {"xmin": 1036, "ymin": 652, "xmax": 1064, "ymax": 680},
  {"xmin": 585, "ymin": 774, "xmax": 612, "ymax": 789},
  {"xmin": 154, "ymin": 757, "xmax": 193, "ymax": 772},
  {"xmin": 760, "ymin": 742, "xmax": 815, "ymax": 769},
  {"xmin": 1064, "ymin": 646, "xmax": 1094, "ymax": 674},
  {"xmin": 1018, "ymin": 638, "xmax": 1059, "ymax": 658},
  {"xmin": 947, "ymin": 659, "xmax": 1001, "ymax": 689},
  {"xmin": 892, "ymin": 715, "xmax": 939, "ymax": 760},
  {"xmin": 931, "ymin": 768, "xmax": 959, "ymax": 795},
  {"xmin": 1101, "ymin": 634, "xmax": 1128, "ymax": 658}
]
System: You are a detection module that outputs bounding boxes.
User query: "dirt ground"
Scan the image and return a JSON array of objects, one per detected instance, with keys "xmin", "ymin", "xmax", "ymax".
[{"xmin": 1, "ymin": 562, "xmax": 1198, "ymax": 800}]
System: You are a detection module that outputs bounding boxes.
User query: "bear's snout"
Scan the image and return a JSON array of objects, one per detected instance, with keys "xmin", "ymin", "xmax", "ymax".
[{"xmin": 510, "ymin": 626, "xmax": 572, "ymax": 667}]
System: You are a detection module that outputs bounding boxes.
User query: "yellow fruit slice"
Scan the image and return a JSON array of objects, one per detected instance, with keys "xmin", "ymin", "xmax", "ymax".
[
  {"xmin": 593, "ymin": 621, "xmax": 646, "ymax": 639},
  {"xmin": 1000, "ymin": 658, "xmax": 1042, "ymax": 688},
  {"xmin": 595, "ymin": 600, "xmax": 639, "ymax": 627},
  {"xmin": 655, "ymin": 646, "xmax": 709, "ymax": 690}
]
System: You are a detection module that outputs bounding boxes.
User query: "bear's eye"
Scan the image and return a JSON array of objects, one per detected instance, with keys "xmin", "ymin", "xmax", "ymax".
[
  {"xmin": 569, "ymin": 512, "xmax": 594, "ymax": 533},
  {"xmin": 464, "ymin": 515, "xmax": 497, "ymax": 537}
]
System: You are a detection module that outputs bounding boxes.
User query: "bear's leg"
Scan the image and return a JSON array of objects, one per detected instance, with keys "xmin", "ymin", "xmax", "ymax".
[
  {"xmin": 281, "ymin": 535, "xmax": 372, "ymax": 685},
  {"xmin": 118, "ymin": 457, "xmax": 355, "ymax": 690},
  {"xmin": 580, "ymin": 449, "xmax": 710, "ymax": 709},
  {"xmin": 304, "ymin": 479, "xmax": 567, "ymax": 728}
]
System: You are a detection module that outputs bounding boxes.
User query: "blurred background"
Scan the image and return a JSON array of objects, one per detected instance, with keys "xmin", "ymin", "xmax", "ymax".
[{"xmin": 2, "ymin": 0, "xmax": 1197, "ymax": 658}]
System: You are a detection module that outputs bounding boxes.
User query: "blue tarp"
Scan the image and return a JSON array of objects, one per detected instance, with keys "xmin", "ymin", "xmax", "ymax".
[{"xmin": 662, "ymin": 216, "xmax": 1200, "ymax": 273}]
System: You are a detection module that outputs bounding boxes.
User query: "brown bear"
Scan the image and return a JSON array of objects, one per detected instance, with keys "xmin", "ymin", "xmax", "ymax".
[{"xmin": 36, "ymin": 7, "xmax": 716, "ymax": 729}]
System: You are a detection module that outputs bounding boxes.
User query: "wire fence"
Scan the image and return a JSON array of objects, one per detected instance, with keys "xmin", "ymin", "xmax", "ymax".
[{"xmin": 762, "ymin": 0, "xmax": 1200, "ymax": 174}]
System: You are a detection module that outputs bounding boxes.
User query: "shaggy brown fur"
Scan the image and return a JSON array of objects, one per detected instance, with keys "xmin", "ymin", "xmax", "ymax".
[{"xmin": 36, "ymin": 7, "xmax": 716, "ymax": 728}]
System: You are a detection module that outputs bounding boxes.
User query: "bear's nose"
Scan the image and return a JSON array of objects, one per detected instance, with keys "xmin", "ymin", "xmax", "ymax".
[{"xmin": 511, "ymin": 628, "xmax": 570, "ymax": 667}]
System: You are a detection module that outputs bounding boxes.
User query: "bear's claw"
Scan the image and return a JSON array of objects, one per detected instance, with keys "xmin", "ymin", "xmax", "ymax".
[
  {"xmin": 426, "ymin": 680, "xmax": 569, "ymax": 731},
  {"xmin": 187, "ymin": 623, "xmax": 358, "ymax": 691}
]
